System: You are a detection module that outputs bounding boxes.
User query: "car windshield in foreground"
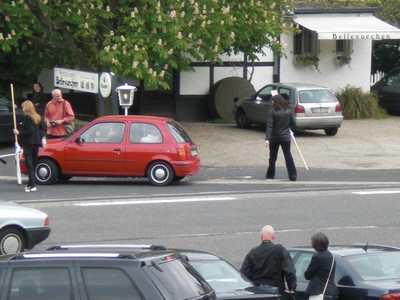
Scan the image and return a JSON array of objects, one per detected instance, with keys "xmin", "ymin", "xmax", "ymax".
[
  {"xmin": 189, "ymin": 260, "xmax": 252, "ymax": 291},
  {"xmin": 345, "ymin": 252, "xmax": 400, "ymax": 281},
  {"xmin": 299, "ymin": 90, "xmax": 336, "ymax": 104},
  {"xmin": 167, "ymin": 120, "xmax": 192, "ymax": 143},
  {"xmin": 148, "ymin": 257, "xmax": 211, "ymax": 299}
]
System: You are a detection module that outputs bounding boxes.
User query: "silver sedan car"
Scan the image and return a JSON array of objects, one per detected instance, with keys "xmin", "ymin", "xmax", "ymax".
[
  {"xmin": 233, "ymin": 83, "xmax": 343, "ymax": 136},
  {"xmin": 0, "ymin": 201, "xmax": 50, "ymax": 254}
]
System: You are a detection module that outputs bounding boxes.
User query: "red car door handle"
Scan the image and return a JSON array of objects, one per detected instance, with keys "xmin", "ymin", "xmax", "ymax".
[{"xmin": 113, "ymin": 148, "xmax": 121, "ymax": 152}]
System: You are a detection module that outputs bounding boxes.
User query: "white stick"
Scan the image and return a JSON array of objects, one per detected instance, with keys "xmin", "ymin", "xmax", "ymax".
[
  {"xmin": 290, "ymin": 130, "xmax": 309, "ymax": 170},
  {"xmin": 11, "ymin": 83, "xmax": 22, "ymax": 186}
]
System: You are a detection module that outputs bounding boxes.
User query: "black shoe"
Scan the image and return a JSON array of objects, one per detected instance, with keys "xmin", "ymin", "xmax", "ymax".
[
  {"xmin": 289, "ymin": 177, "xmax": 297, "ymax": 181},
  {"xmin": 266, "ymin": 174, "xmax": 274, "ymax": 180}
]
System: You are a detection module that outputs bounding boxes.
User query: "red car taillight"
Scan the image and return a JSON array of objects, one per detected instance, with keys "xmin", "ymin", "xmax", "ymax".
[
  {"xmin": 294, "ymin": 105, "xmax": 305, "ymax": 113},
  {"xmin": 380, "ymin": 293, "xmax": 400, "ymax": 299},
  {"xmin": 177, "ymin": 148, "xmax": 187, "ymax": 160},
  {"xmin": 177, "ymin": 145, "xmax": 197, "ymax": 160},
  {"xmin": 335, "ymin": 103, "xmax": 343, "ymax": 112}
]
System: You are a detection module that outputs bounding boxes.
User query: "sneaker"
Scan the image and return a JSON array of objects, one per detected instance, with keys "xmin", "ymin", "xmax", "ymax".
[{"xmin": 24, "ymin": 186, "xmax": 37, "ymax": 192}]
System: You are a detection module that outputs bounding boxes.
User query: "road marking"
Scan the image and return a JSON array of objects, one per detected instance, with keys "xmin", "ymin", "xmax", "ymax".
[
  {"xmin": 74, "ymin": 196, "xmax": 236, "ymax": 207},
  {"xmin": 353, "ymin": 190, "xmax": 400, "ymax": 195}
]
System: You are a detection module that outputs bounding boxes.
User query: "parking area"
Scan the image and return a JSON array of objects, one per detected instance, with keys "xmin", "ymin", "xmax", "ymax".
[{"xmin": 182, "ymin": 116, "xmax": 400, "ymax": 170}]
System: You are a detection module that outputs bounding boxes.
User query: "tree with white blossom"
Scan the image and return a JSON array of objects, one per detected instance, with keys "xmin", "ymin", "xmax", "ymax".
[{"xmin": 0, "ymin": 0, "xmax": 293, "ymax": 93}]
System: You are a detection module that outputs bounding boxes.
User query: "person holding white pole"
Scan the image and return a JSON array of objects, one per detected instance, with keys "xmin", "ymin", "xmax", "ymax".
[
  {"xmin": 13, "ymin": 100, "xmax": 45, "ymax": 192},
  {"xmin": 265, "ymin": 94, "xmax": 297, "ymax": 181}
]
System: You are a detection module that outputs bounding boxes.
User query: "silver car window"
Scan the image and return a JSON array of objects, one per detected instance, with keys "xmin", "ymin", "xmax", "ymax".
[{"xmin": 299, "ymin": 90, "xmax": 337, "ymax": 104}]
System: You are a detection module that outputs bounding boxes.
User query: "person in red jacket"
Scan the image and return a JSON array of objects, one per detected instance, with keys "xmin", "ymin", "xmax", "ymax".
[{"xmin": 44, "ymin": 89, "xmax": 75, "ymax": 139}]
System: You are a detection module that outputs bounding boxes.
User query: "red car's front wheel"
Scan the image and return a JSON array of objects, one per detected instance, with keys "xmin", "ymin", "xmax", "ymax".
[{"xmin": 35, "ymin": 159, "xmax": 59, "ymax": 185}]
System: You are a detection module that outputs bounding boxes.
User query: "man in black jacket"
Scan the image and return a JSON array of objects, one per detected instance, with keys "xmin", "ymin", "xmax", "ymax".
[{"xmin": 240, "ymin": 225, "xmax": 297, "ymax": 298}]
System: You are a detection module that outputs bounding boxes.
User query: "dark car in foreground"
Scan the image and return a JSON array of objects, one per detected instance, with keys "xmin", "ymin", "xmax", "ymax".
[
  {"xmin": 289, "ymin": 244, "xmax": 400, "ymax": 300},
  {"xmin": 371, "ymin": 67, "xmax": 400, "ymax": 113},
  {"xmin": 0, "ymin": 245, "xmax": 215, "ymax": 299},
  {"xmin": 233, "ymin": 83, "xmax": 343, "ymax": 136},
  {"xmin": 46, "ymin": 244, "xmax": 278, "ymax": 300},
  {"xmin": 0, "ymin": 200, "xmax": 50, "ymax": 255},
  {"xmin": 20, "ymin": 115, "xmax": 201, "ymax": 186},
  {"xmin": 0, "ymin": 95, "xmax": 23, "ymax": 144}
]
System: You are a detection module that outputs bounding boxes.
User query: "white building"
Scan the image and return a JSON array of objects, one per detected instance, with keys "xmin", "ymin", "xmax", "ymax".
[{"xmin": 177, "ymin": 7, "xmax": 400, "ymax": 121}]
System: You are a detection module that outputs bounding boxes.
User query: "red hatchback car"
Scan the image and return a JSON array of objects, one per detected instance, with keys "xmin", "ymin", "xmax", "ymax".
[{"xmin": 21, "ymin": 115, "xmax": 201, "ymax": 186}]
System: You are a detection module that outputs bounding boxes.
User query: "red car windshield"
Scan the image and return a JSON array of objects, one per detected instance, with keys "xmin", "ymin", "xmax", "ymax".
[{"xmin": 167, "ymin": 121, "xmax": 192, "ymax": 143}]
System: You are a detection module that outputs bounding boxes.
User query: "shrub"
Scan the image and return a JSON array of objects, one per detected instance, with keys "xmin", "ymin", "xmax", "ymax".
[{"xmin": 334, "ymin": 85, "xmax": 388, "ymax": 119}]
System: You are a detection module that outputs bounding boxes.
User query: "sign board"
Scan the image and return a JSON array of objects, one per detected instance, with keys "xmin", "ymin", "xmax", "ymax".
[
  {"xmin": 54, "ymin": 68, "xmax": 99, "ymax": 93},
  {"xmin": 99, "ymin": 72, "xmax": 112, "ymax": 98}
]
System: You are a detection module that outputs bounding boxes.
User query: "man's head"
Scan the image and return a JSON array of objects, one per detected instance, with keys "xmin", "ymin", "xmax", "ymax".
[
  {"xmin": 52, "ymin": 89, "xmax": 63, "ymax": 102},
  {"xmin": 260, "ymin": 225, "xmax": 275, "ymax": 242}
]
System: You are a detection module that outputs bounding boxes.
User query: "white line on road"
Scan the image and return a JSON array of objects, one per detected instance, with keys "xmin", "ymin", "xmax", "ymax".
[
  {"xmin": 74, "ymin": 196, "xmax": 236, "ymax": 207},
  {"xmin": 352, "ymin": 190, "xmax": 400, "ymax": 195}
]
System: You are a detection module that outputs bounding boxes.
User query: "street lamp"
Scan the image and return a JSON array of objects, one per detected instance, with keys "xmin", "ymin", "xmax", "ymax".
[{"xmin": 116, "ymin": 83, "xmax": 137, "ymax": 115}]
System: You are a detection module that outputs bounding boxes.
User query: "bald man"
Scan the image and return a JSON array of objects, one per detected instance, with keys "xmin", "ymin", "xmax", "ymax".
[
  {"xmin": 44, "ymin": 89, "xmax": 75, "ymax": 139},
  {"xmin": 240, "ymin": 225, "xmax": 296, "ymax": 297}
]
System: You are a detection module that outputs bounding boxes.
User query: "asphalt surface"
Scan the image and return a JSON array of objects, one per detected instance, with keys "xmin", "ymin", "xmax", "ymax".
[{"xmin": 181, "ymin": 116, "xmax": 400, "ymax": 171}]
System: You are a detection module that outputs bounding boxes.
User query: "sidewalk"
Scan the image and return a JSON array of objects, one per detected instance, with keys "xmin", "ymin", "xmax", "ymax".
[{"xmin": 181, "ymin": 116, "xmax": 400, "ymax": 170}]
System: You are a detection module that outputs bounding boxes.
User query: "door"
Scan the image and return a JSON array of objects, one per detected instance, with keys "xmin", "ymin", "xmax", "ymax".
[
  {"xmin": 246, "ymin": 85, "xmax": 275, "ymax": 123},
  {"xmin": 63, "ymin": 122, "xmax": 127, "ymax": 175}
]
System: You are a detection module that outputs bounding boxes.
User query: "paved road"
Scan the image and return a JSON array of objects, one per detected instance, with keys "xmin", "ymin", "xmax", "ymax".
[{"xmin": 182, "ymin": 116, "xmax": 400, "ymax": 171}]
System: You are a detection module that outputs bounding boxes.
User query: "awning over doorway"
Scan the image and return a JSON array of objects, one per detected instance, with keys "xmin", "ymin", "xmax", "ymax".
[{"xmin": 294, "ymin": 14, "xmax": 400, "ymax": 40}]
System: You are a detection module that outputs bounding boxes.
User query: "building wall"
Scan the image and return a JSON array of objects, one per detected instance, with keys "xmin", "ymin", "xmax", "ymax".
[{"xmin": 280, "ymin": 33, "xmax": 373, "ymax": 92}]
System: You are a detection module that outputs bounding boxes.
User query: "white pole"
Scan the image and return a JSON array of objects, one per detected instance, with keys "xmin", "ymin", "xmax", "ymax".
[
  {"xmin": 11, "ymin": 83, "xmax": 22, "ymax": 185},
  {"xmin": 290, "ymin": 130, "xmax": 309, "ymax": 170}
]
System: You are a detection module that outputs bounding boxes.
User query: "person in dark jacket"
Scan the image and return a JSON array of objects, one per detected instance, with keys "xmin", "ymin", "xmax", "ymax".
[
  {"xmin": 265, "ymin": 94, "xmax": 297, "ymax": 181},
  {"xmin": 13, "ymin": 100, "xmax": 45, "ymax": 192},
  {"xmin": 304, "ymin": 232, "xmax": 338, "ymax": 300},
  {"xmin": 240, "ymin": 225, "xmax": 297, "ymax": 297},
  {"xmin": 31, "ymin": 82, "xmax": 47, "ymax": 115}
]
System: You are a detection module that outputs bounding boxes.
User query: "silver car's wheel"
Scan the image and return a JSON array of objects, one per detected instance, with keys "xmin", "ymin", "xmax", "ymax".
[
  {"xmin": 324, "ymin": 128, "xmax": 338, "ymax": 136},
  {"xmin": 147, "ymin": 161, "xmax": 174, "ymax": 186},
  {"xmin": 35, "ymin": 159, "xmax": 59, "ymax": 185},
  {"xmin": 0, "ymin": 228, "xmax": 25, "ymax": 255}
]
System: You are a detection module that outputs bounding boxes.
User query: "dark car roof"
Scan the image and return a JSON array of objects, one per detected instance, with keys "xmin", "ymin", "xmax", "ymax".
[
  {"xmin": 44, "ymin": 245, "xmax": 222, "ymax": 262},
  {"xmin": 1, "ymin": 248, "xmax": 183, "ymax": 266},
  {"xmin": 291, "ymin": 244, "xmax": 400, "ymax": 257}
]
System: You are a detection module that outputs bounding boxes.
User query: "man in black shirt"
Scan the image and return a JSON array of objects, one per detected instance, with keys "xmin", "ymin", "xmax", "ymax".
[{"xmin": 240, "ymin": 225, "xmax": 296, "ymax": 298}]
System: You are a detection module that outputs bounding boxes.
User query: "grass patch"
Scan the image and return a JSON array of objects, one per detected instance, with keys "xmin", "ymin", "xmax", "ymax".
[{"xmin": 334, "ymin": 85, "xmax": 388, "ymax": 120}]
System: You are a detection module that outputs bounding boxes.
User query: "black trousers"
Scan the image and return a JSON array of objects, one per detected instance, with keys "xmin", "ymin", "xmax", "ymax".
[
  {"xmin": 23, "ymin": 145, "xmax": 39, "ymax": 187},
  {"xmin": 266, "ymin": 141, "xmax": 297, "ymax": 180}
]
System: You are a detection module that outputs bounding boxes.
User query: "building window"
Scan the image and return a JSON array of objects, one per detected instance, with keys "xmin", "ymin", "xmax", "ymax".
[
  {"xmin": 335, "ymin": 40, "xmax": 352, "ymax": 66},
  {"xmin": 293, "ymin": 26, "xmax": 318, "ymax": 55},
  {"xmin": 336, "ymin": 40, "xmax": 352, "ymax": 56}
]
